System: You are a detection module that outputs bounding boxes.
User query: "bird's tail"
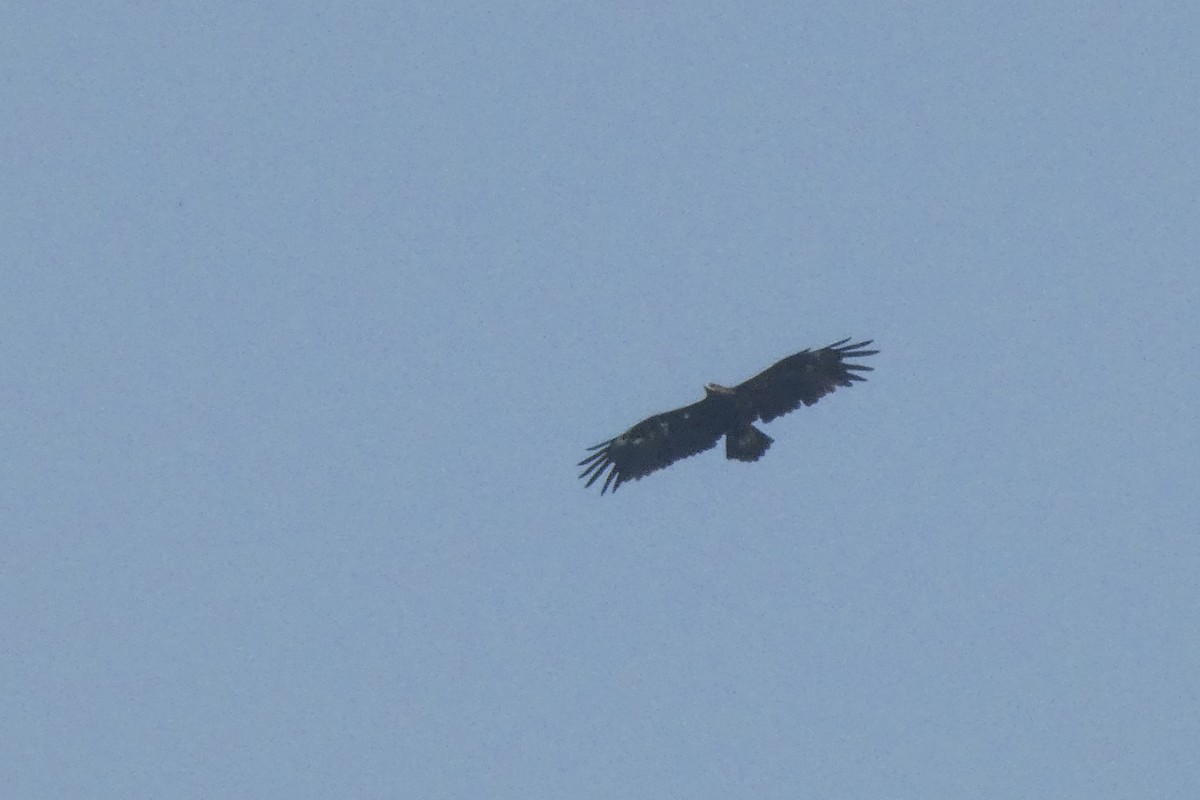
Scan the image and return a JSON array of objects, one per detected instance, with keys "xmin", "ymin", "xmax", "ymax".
[{"xmin": 726, "ymin": 424, "xmax": 772, "ymax": 462}]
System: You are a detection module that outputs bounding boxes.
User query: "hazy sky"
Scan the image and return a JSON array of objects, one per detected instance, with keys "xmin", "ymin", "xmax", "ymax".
[{"xmin": 4, "ymin": 4, "xmax": 1199, "ymax": 798}]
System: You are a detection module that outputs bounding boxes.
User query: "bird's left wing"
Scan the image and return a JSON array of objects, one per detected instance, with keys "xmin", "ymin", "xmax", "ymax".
[{"xmin": 578, "ymin": 397, "xmax": 726, "ymax": 494}]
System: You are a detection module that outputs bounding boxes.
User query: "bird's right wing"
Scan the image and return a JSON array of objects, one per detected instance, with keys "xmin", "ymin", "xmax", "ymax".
[{"xmin": 736, "ymin": 338, "xmax": 878, "ymax": 423}]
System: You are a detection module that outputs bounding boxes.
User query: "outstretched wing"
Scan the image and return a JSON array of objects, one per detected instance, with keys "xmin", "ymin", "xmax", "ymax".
[
  {"xmin": 736, "ymin": 338, "xmax": 878, "ymax": 423},
  {"xmin": 578, "ymin": 397, "xmax": 728, "ymax": 494}
]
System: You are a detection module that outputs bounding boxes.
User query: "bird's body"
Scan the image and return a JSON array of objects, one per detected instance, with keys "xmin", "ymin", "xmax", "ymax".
[{"xmin": 578, "ymin": 338, "xmax": 878, "ymax": 494}]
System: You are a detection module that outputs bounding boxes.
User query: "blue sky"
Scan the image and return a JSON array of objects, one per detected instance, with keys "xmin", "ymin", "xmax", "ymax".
[{"xmin": 3, "ymin": 4, "xmax": 1198, "ymax": 798}]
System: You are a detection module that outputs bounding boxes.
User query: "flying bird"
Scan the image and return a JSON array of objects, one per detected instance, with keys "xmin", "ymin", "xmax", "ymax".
[{"xmin": 579, "ymin": 338, "xmax": 878, "ymax": 494}]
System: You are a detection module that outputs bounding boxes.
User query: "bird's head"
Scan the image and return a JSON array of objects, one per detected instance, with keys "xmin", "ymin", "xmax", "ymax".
[{"xmin": 704, "ymin": 383, "xmax": 735, "ymax": 397}]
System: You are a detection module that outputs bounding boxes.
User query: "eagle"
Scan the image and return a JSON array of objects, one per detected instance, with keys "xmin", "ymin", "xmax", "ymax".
[{"xmin": 579, "ymin": 338, "xmax": 878, "ymax": 494}]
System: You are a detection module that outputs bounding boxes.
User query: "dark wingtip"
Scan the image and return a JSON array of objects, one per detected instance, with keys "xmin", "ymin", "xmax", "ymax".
[
  {"xmin": 578, "ymin": 448, "xmax": 608, "ymax": 467},
  {"xmin": 579, "ymin": 451, "xmax": 608, "ymax": 479},
  {"xmin": 830, "ymin": 338, "xmax": 879, "ymax": 361},
  {"xmin": 831, "ymin": 338, "xmax": 874, "ymax": 349},
  {"xmin": 581, "ymin": 463, "xmax": 607, "ymax": 487}
]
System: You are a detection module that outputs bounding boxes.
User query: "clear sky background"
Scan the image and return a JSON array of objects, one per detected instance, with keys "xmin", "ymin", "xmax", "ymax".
[{"xmin": 3, "ymin": 4, "xmax": 1198, "ymax": 798}]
